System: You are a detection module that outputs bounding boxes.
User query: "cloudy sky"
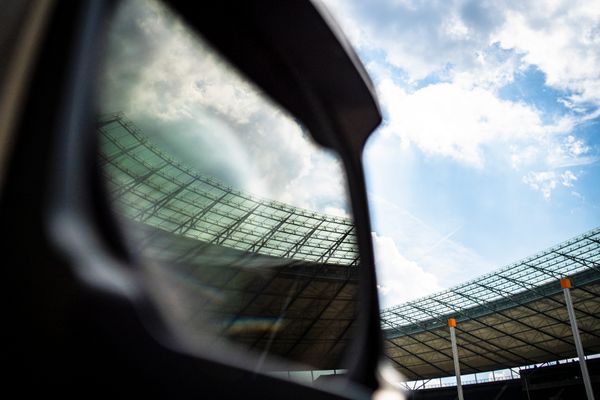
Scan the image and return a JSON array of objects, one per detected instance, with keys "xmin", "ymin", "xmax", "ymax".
[
  {"xmin": 321, "ymin": 0, "xmax": 600, "ymax": 307},
  {"xmin": 102, "ymin": 0, "xmax": 600, "ymax": 310},
  {"xmin": 100, "ymin": 0, "xmax": 350, "ymax": 217}
]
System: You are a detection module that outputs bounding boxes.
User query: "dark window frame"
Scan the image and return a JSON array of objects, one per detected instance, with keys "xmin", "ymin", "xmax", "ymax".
[{"xmin": 2, "ymin": 0, "xmax": 385, "ymax": 397}]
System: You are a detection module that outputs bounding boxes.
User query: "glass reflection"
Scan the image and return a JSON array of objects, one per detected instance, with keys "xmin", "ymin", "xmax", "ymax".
[{"xmin": 98, "ymin": 0, "xmax": 359, "ymax": 372}]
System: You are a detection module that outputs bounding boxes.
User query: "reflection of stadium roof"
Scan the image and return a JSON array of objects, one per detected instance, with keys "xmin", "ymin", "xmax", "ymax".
[
  {"xmin": 381, "ymin": 228, "xmax": 600, "ymax": 380},
  {"xmin": 98, "ymin": 113, "xmax": 359, "ymax": 369},
  {"xmin": 99, "ymin": 112, "xmax": 358, "ymax": 266}
]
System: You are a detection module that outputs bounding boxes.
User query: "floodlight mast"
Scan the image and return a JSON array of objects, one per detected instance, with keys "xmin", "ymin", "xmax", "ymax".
[
  {"xmin": 561, "ymin": 277, "xmax": 595, "ymax": 400},
  {"xmin": 448, "ymin": 318, "xmax": 464, "ymax": 400}
]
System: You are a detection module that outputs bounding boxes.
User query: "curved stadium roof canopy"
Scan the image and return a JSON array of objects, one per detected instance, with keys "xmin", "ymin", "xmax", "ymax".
[
  {"xmin": 381, "ymin": 229, "xmax": 600, "ymax": 380},
  {"xmin": 98, "ymin": 113, "xmax": 600, "ymax": 378},
  {"xmin": 98, "ymin": 113, "xmax": 360, "ymax": 370}
]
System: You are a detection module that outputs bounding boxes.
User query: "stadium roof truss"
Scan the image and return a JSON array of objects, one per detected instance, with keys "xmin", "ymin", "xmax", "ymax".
[
  {"xmin": 97, "ymin": 113, "xmax": 360, "ymax": 369},
  {"xmin": 97, "ymin": 113, "xmax": 600, "ymax": 378},
  {"xmin": 98, "ymin": 113, "xmax": 359, "ymax": 267},
  {"xmin": 381, "ymin": 229, "xmax": 600, "ymax": 380}
]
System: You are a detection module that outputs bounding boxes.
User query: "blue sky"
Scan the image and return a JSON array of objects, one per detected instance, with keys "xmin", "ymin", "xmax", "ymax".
[{"xmin": 322, "ymin": 0, "xmax": 600, "ymax": 307}]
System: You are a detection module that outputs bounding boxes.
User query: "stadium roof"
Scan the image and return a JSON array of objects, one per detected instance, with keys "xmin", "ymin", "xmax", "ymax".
[
  {"xmin": 98, "ymin": 114, "xmax": 359, "ymax": 370},
  {"xmin": 99, "ymin": 113, "xmax": 358, "ymax": 267},
  {"xmin": 381, "ymin": 228, "xmax": 600, "ymax": 380},
  {"xmin": 98, "ymin": 113, "xmax": 600, "ymax": 378}
]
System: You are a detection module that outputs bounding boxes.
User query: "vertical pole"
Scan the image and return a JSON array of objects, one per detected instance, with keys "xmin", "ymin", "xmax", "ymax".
[
  {"xmin": 524, "ymin": 373, "xmax": 531, "ymax": 400},
  {"xmin": 448, "ymin": 318, "xmax": 464, "ymax": 400},
  {"xmin": 561, "ymin": 277, "xmax": 595, "ymax": 400}
]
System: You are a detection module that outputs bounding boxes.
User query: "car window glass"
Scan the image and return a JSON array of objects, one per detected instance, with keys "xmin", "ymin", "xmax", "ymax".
[{"xmin": 98, "ymin": 0, "xmax": 360, "ymax": 379}]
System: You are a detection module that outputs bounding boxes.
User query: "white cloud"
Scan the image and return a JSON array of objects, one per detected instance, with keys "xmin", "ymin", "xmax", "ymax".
[
  {"xmin": 546, "ymin": 134, "xmax": 597, "ymax": 168},
  {"xmin": 325, "ymin": 0, "xmax": 600, "ymax": 107},
  {"xmin": 522, "ymin": 171, "xmax": 558, "ymax": 200},
  {"xmin": 561, "ymin": 170, "xmax": 578, "ymax": 187},
  {"xmin": 450, "ymin": 46, "xmax": 522, "ymax": 90},
  {"xmin": 324, "ymin": 0, "xmax": 599, "ymax": 199},
  {"xmin": 323, "ymin": 0, "xmax": 508, "ymax": 83},
  {"xmin": 372, "ymin": 233, "xmax": 443, "ymax": 308},
  {"xmin": 565, "ymin": 135, "xmax": 590, "ymax": 157},
  {"xmin": 494, "ymin": 1, "xmax": 600, "ymax": 105},
  {"xmin": 522, "ymin": 169, "xmax": 579, "ymax": 200},
  {"xmin": 101, "ymin": 0, "xmax": 349, "ymax": 214},
  {"xmin": 376, "ymin": 77, "xmax": 572, "ymax": 167}
]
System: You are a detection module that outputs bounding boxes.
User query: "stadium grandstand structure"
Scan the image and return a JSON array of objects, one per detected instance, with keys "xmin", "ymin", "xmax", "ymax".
[
  {"xmin": 381, "ymin": 228, "xmax": 600, "ymax": 381},
  {"xmin": 97, "ymin": 113, "xmax": 360, "ymax": 370},
  {"xmin": 98, "ymin": 113, "xmax": 600, "ymax": 386}
]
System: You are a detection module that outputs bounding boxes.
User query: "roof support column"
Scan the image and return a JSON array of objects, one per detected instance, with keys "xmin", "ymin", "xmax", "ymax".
[
  {"xmin": 561, "ymin": 277, "xmax": 595, "ymax": 400},
  {"xmin": 448, "ymin": 318, "xmax": 464, "ymax": 400}
]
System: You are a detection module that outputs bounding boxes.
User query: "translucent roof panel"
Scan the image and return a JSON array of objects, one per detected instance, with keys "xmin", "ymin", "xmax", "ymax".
[
  {"xmin": 381, "ymin": 228, "xmax": 600, "ymax": 330},
  {"xmin": 379, "ymin": 229, "xmax": 600, "ymax": 379},
  {"xmin": 99, "ymin": 113, "xmax": 359, "ymax": 266}
]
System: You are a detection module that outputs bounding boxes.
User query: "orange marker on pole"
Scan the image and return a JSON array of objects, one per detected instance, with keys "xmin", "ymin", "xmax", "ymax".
[{"xmin": 560, "ymin": 277, "xmax": 572, "ymax": 289}]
